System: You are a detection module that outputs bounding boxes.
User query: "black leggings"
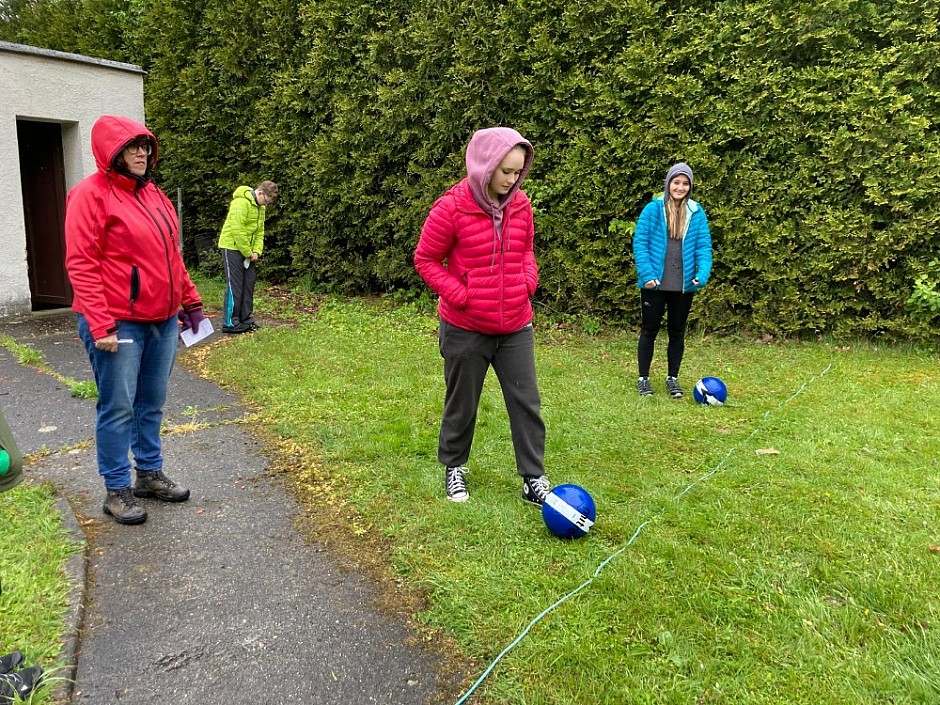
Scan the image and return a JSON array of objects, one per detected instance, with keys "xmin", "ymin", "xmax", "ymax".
[{"xmin": 637, "ymin": 289, "xmax": 695, "ymax": 378}]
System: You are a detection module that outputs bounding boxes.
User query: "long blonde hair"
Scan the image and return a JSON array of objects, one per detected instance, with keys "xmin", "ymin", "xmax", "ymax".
[{"xmin": 666, "ymin": 195, "xmax": 687, "ymax": 240}]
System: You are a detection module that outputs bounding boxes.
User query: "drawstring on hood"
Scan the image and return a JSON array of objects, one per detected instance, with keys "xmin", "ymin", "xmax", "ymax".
[
  {"xmin": 465, "ymin": 127, "xmax": 533, "ymax": 215},
  {"xmin": 464, "ymin": 127, "xmax": 534, "ymax": 266}
]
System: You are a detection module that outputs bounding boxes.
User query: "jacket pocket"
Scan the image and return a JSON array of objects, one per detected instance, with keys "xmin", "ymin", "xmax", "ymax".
[
  {"xmin": 129, "ymin": 265, "xmax": 140, "ymax": 313},
  {"xmin": 456, "ymin": 270, "xmax": 472, "ymax": 310}
]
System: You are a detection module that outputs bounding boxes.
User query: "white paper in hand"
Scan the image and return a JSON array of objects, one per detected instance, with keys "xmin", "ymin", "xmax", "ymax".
[
  {"xmin": 244, "ymin": 258, "xmax": 251, "ymax": 269},
  {"xmin": 180, "ymin": 318, "xmax": 214, "ymax": 347}
]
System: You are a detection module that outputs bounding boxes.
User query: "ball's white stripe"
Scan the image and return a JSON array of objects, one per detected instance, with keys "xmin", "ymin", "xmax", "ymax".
[{"xmin": 545, "ymin": 492, "xmax": 594, "ymax": 531}]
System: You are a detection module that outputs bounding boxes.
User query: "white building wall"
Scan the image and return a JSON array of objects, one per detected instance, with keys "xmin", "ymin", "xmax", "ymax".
[{"xmin": 0, "ymin": 42, "xmax": 144, "ymax": 317}]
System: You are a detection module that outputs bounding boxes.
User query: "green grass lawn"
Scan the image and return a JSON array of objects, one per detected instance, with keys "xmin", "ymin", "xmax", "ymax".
[
  {"xmin": 0, "ymin": 483, "xmax": 77, "ymax": 704},
  {"xmin": 191, "ymin": 284, "xmax": 940, "ymax": 705}
]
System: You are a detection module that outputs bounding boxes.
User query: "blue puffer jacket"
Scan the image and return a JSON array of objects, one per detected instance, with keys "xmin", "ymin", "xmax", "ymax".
[{"xmin": 633, "ymin": 195, "xmax": 712, "ymax": 292}]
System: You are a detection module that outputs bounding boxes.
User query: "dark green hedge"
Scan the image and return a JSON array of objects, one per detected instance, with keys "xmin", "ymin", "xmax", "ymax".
[{"xmin": 4, "ymin": 0, "xmax": 938, "ymax": 337}]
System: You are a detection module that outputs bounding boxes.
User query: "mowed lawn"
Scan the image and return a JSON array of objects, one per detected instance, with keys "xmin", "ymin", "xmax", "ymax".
[
  {"xmin": 191, "ymin": 289, "xmax": 940, "ymax": 705},
  {"xmin": 0, "ymin": 482, "xmax": 77, "ymax": 704}
]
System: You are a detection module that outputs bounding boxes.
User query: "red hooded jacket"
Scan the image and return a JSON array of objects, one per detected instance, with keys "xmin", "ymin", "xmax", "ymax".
[
  {"xmin": 414, "ymin": 128, "xmax": 538, "ymax": 335},
  {"xmin": 65, "ymin": 115, "xmax": 201, "ymax": 340}
]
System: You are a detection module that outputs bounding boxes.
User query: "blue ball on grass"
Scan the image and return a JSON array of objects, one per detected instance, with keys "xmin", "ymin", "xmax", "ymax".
[
  {"xmin": 693, "ymin": 376, "xmax": 728, "ymax": 406},
  {"xmin": 542, "ymin": 484, "xmax": 596, "ymax": 539}
]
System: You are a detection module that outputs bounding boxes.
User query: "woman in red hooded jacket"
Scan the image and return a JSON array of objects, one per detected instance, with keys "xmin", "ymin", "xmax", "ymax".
[
  {"xmin": 414, "ymin": 127, "xmax": 550, "ymax": 506},
  {"xmin": 65, "ymin": 114, "xmax": 204, "ymax": 525}
]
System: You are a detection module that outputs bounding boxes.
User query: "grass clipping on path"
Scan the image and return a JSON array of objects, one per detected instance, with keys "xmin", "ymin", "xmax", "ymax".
[{"xmin": 194, "ymin": 295, "xmax": 940, "ymax": 705}]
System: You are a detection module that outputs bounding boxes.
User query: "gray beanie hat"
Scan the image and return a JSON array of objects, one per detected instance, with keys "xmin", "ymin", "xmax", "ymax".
[{"xmin": 665, "ymin": 162, "xmax": 694, "ymax": 195}]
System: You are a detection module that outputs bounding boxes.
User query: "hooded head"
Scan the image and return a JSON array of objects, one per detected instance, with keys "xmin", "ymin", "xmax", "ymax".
[
  {"xmin": 664, "ymin": 162, "xmax": 693, "ymax": 198},
  {"xmin": 465, "ymin": 127, "xmax": 533, "ymax": 213},
  {"xmin": 91, "ymin": 115, "xmax": 158, "ymax": 181}
]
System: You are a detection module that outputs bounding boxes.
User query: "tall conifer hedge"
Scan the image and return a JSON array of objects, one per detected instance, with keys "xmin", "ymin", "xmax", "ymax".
[{"xmin": 3, "ymin": 0, "xmax": 938, "ymax": 336}]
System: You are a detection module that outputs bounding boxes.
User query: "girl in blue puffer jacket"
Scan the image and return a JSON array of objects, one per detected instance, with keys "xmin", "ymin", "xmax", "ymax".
[{"xmin": 632, "ymin": 163, "xmax": 713, "ymax": 398}]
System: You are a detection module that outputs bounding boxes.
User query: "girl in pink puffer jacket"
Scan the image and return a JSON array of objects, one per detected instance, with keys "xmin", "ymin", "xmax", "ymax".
[{"xmin": 414, "ymin": 127, "xmax": 551, "ymax": 507}]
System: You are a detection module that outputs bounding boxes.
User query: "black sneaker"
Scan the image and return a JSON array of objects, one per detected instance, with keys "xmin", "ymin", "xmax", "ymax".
[
  {"xmin": 0, "ymin": 666, "xmax": 43, "ymax": 704},
  {"xmin": 103, "ymin": 487, "xmax": 147, "ymax": 524},
  {"xmin": 222, "ymin": 322, "xmax": 251, "ymax": 334},
  {"xmin": 134, "ymin": 470, "xmax": 191, "ymax": 502},
  {"xmin": 666, "ymin": 376, "xmax": 684, "ymax": 399},
  {"xmin": 522, "ymin": 475, "xmax": 550, "ymax": 506},
  {"xmin": 0, "ymin": 653, "xmax": 23, "ymax": 675},
  {"xmin": 445, "ymin": 466, "xmax": 469, "ymax": 502},
  {"xmin": 637, "ymin": 376, "xmax": 653, "ymax": 397}
]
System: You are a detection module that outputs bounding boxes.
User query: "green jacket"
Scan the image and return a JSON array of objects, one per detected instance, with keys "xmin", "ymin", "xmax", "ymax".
[{"xmin": 218, "ymin": 186, "xmax": 265, "ymax": 257}]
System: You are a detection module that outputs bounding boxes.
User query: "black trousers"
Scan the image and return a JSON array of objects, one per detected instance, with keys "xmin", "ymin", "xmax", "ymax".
[
  {"xmin": 637, "ymin": 289, "xmax": 695, "ymax": 378},
  {"xmin": 222, "ymin": 249, "xmax": 257, "ymax": 329},
  {"xmin": 437, "ymin": 319, "xmax": 546, "ymax": 478}
]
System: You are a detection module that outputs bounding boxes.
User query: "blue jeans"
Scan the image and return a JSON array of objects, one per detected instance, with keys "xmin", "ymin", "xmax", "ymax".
[{"xmin": 77, "ymin": 315, "xmax": 179, "ymax": 490}]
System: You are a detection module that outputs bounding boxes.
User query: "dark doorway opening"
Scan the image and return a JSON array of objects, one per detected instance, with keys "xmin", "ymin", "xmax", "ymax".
[{"xmin": 17, "ymin": 120, "xmax": 71, "ymax": 310}]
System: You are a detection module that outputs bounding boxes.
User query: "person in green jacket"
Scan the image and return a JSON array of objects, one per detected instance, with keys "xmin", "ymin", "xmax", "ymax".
[{"xmin": 218, "ymin": 180, "xmax": 278, "ymax": 333}]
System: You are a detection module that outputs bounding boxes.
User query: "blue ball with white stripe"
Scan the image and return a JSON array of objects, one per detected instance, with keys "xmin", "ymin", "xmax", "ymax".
[
  {"xmin": 693, "ymin": 376, "xmax": 728, "ymax": 406},
  {"xmin": 542, "ymin": 484, "xmax": 596, "ymax": 539}
]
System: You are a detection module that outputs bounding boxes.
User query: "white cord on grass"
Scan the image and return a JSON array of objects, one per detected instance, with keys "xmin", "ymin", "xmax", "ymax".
[{"xmin": 454, "ymin": 363, "xmax": 833, "ymax": 705}]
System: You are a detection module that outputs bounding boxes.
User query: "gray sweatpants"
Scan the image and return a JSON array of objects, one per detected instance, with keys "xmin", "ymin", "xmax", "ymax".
[{"xmin": 437, "ymin": 319, "xmax": 546, "ymax": 478}]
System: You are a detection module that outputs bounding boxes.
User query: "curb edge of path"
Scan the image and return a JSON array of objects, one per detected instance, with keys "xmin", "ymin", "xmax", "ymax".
[{"xmin": 54, "ymin": 492, "xmax": 88, "ymax": 705}]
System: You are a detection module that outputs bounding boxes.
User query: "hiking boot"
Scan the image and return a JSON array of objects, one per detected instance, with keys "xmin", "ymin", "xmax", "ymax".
[
  {"xmin": 666, "ymin": 376, "xmax": 684, "ymax": 399},
  {"xmin": 637, "ymin": 376, "xmax": 653, "ymax": 397},
  {"xmin": 0, "ymin": 653, "xmax": 23, "ymax": 676},
  {"xmin": 445, "ymin": 466, "xmax": 469, "ymax": 502},
  {"xmin": 103, "ymin": 487, "xmax": 147, "ymax": 524},
  {"xmin": 134, "ymin": 470, "xmax": 191, "ymax": 502},
  {"xmin": 522, "ymin": 475, "xmax": 550, "ymax": 507},
  {"xmin": 0, "ymin": 666, "xmax": 43, "ymax": 704}
]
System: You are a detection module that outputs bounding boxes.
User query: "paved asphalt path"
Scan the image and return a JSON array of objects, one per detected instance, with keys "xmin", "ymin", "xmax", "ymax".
[{"xmin": 0, "ymin": 311, "xmax": 455, "ymax": 705}]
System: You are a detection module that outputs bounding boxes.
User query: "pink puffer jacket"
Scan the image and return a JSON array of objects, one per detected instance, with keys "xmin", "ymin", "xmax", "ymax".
[{"xmin": 414, "ymin": 179, "xmax": 538, "ymax": 335}]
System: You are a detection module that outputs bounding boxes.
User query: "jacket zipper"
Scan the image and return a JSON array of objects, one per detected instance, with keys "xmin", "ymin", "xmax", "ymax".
[{"xmin": 136, "ymin": 191, "xmax": 176, "ymax": 317}]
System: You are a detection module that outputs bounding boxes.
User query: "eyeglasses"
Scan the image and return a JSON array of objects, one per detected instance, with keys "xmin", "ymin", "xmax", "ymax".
[{"xmin": 124, "ymin": 139, "xmax": 152, "ymax": 156}]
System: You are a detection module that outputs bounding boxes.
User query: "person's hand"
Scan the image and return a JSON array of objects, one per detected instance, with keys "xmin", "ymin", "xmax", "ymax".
[
  {"xmin": 692, "ymin": 278, "xmax": 700, "ymax": 287},
  {"xmin": 93, "ymin": 334, "xmax": 119, "ymax": 353},
  {"xmin": 644, "ymin": 279, "xmax": 660, "ymax": 289},
  {"xmin": 178, "ymin": 309, "xmax": 206, "ymax": 335},
  {"xmin": 250, "ymin": 252, "xmax": 260, "ymax": 262}
]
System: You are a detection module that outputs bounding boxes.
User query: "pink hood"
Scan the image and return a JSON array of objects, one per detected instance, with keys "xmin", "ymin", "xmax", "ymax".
[{"xmin": 465, "ymin": 127, "xmax": 533, "ymax": 214}]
